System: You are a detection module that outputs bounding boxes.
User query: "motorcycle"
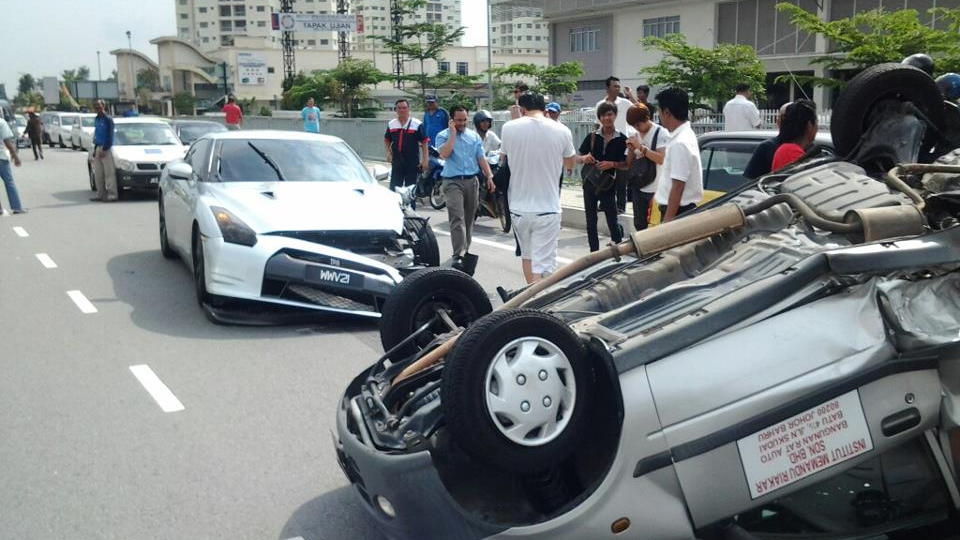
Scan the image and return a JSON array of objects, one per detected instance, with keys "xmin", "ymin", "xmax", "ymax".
[
  {"xmin": 475, "ymin": 151, "xmax": 511, "ymax": 233},
  {"xmin": 415, "ymin": 146, "xmax": 446, "ymax": 210}
]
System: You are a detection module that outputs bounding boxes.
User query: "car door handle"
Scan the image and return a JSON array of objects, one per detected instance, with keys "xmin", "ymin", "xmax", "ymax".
[{"xmin": 881, "ymin": 407, "xmax": 921, "ymax": 437}]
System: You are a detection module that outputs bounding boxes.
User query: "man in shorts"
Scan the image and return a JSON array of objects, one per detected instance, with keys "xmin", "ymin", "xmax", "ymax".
[{"xmin": 501, "ymin": 91, "xmax": 576, "ymax": 284}]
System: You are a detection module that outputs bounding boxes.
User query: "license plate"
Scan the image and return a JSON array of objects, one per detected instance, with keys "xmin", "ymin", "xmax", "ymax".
[
  {"xmin": 306, "ymin": 265, "xmax": 361, "ymax": 289},
  {"xmin": 149, "ymin": 177, "xmax": 159, "ymax": 184},
  {"xmin": 737, "ymin": 389, "xmax": 874, "ymax": 499}
]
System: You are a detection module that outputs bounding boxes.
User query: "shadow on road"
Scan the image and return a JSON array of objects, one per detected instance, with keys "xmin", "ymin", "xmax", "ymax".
[
  {"xmin": 279, "ymin": 486, "xmax": 384, "ymax": 540},
  {"xmin": 105, "ymin": 250, "xmax": 378, "ymax": 341}
]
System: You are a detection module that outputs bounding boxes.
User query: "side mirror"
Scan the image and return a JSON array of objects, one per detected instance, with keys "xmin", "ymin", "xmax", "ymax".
[
  {"xmin": 368, "ymin": 163, "xmax": 390, "ymax": 182},
  {"xmin": 167, "ymin": 161, "xmax": 194, "ymax": 181}
]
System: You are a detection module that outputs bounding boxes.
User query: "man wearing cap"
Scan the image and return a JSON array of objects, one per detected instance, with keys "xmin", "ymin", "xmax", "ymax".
[{"xmin": 422, "ymin": 95, "xmax": 449, "ymax": 146}]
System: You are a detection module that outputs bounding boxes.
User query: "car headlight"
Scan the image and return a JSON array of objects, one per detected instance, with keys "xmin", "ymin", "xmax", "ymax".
[
  {"xmin": 210, "ymin": 206, "xmax": 257, "ymax": 247},
  {"xmin": 115, "ymin": 158, "xmax": 134, "ymax": 172}
]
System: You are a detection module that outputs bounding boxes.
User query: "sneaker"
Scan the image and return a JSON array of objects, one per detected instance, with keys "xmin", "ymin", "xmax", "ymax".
[
  {"xmin": 0, "ymin": 208, "xmax": 8, "ymax": 217},
  {"xmin": 12, "ymin": 209, "xmax": 27, "ymax": 214}
]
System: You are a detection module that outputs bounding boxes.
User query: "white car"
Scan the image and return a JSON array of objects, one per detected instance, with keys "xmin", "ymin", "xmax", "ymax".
[
  {"xmin": 14, "ymin": 114, "xmax": 29, "ymax": 149},
  {"xmin": 70, "ymin": 113, "xmax": 96, "ymax": 151},
  {"xmin": 50, "ymin": 113, "xmax": 79, "ymax": 148},
  {"xmin": 157, "ymin": 130, "xmax": 440, "ymax": 322},
  {"xmin": 87, "ymin": 118, "xmax": 186, "ymax": 198}
]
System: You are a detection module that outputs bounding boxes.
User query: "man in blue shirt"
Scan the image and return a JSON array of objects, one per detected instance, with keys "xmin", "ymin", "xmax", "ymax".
[
  {"xmin": 300, "ymin": 97, "xmax": 321, "ymax": 133},
  {"xmin": 422, "ymin": 95, "xmax": 448, "ymax": 145},
  {"xmin": 435, "ymin": 106, "xmax": 495, "ymax": 261},
  {"xmin": 91, "ymin": 99, "xmax": 118, "ymax": 202}
]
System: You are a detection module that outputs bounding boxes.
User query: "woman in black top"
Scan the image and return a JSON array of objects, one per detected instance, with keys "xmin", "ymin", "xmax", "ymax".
[{"xmin": 576, "ymin": 102, "xmax": 628, "ymax": 252}]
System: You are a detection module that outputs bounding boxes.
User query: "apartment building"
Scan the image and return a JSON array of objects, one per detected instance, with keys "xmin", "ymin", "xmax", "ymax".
[
  {"xmin": 351, "ymin": 0, "xmax": 463, "ymax": 52},
  {"xmin": 490, "ymin": 0, "xmax": 550, "ymax": 55},
  {"xmin": 543, "ymin": 0, "xmax": 960, "ymax": 108}
]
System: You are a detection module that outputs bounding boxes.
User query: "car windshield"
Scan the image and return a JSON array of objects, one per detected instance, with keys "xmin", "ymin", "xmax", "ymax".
[
  {"xmin": 216, "ymin": 139, "xmax": 372, "ymax": 183},
  {"xmin": 114, "ymin": 123, "xmax": 180, "ymax": 146},
  {"xmin": 81, "ymin": 117, "xmax": 96, "ymax": 127},
  {"xmin": 179, "ymin": 123, "xmax": 226, "ymax": 143},
  {"xmin": 61, "ymin": 115, "xmax": 79, "ymax": 125},
  {"xmin": 15, "ymin": 116, "xmax": 26, "ymax": 127}
]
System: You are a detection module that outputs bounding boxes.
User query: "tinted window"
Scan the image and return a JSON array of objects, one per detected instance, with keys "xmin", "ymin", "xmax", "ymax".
[
  {"xmin": 179, "ymin": 123, "xmax": 226, "ymax": 143},
  {"xmin": 702, "ymin": 141, "xmax": 757, "ymax": 192},
  {"xmin": 82, "ymin": 117, "xmax": 96, "ymax": 127},
  {"xmin": 215, "ymin": 139, "xmax": 371, "ymax": 183},
  {"xmin": 188, "ymin": 139, "xmax": 213, "ymax": 179},
  {"xmin": 61, "ymin": 115, "xmax": 79, "ymax": 126},
  {"xmin": 114, "ymin": 123, "xmax": 180, "ymax": 146}
]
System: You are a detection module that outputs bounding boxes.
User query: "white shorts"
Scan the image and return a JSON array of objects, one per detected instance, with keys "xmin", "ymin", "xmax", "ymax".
[{"xmin": 512, "ymin": 211, "xmax": 561, "ymax": 275}]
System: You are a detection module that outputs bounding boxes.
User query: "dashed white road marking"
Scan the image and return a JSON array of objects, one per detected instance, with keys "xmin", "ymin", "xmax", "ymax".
[
  {"xmin": 35, "ymin": 253, "xmax": 58, "ymax": 269},
  {"xmin": 66, "ymin": 290, "xmax": 98, "ymax": 313},
  {"xmin": 434, "ymin": 229, "xmax": 573, "ymax": 264},
  {"xmin": 129, "ymin": 365, "xmax": 185, "ymax": 413},
  {"xmin": 13, "ymin": 226, "xmax": 28, "ymax": 237}
]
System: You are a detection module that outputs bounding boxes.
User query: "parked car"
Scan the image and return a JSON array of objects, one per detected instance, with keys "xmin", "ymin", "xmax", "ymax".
[
  {"xmin": 157, "ymin": 130, "xmax": 440, "ymax": 323},
  {"xmin": 87, "ymin": 117, "xmax": 186, "ymax": 198},
  {"xmin": 169, "ymin": 120, "xmax": 227, "ymax": 145},
  {"xmin": 49, "ymin": 113, "xmax": 79, "ymax": 148},
  {"xmin": 333, "ymin": 64, "xmax": 960, "ymax": 539},
  {"xmin": 14, "ymin": 114, "xmax": 29, "ymax": 149},
  {"xmin": 70, "ymin": 113, "xmax": 97, "ymax": 151}
]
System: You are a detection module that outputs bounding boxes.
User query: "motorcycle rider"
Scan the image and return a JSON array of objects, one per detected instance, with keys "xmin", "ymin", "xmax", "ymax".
[{"xmin": 473, "ymin": 110, "xmax": 501, "ymax": 154}]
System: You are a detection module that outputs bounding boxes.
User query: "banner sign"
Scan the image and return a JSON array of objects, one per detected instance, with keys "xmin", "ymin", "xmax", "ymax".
[
  {"xmin": 271, "ymin": 13, "xmax": 363, "ymax": 33},
  {"xmin": 237, "ymin": 52, "xmax": 267, "ymax": 86}
]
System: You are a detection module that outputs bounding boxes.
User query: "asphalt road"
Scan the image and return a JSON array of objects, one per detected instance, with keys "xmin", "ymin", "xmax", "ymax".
[{"xmin": 0, "ymin": 146, "xmax": 594, "ymax": 540}]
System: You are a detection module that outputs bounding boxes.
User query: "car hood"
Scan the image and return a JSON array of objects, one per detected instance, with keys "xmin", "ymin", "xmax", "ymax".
[
  {"xmin": 113, "ymin": 145, "xmax": 187, "ymax": 163},
  {"xmin": 205, "ymin": 181, "xmax": 404, "ymax": 234}
]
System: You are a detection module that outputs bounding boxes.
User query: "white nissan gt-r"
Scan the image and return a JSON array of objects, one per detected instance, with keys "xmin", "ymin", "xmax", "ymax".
[{"xmin": 158, "ymin": 130, "xmax": 439, "ymax": 323}]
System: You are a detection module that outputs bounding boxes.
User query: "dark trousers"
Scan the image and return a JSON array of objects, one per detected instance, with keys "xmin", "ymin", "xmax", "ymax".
[
  {"xmin": 29, "ymin": 137, "xmax": 43, "ymax": 160},
  {"xmin": 615, "ymin": 176, "xmax": 627, "ymax": 213},
  {"xmin": 658, "ymin": 203, "xmax": 697, "ymax": 221},
  {"xmin": 583, "ymin": 185, "xmax": 622, "ymax": 252},
  {"xmin": 390, "ymin": 162, "xmax": 419, "ymax": 189},
  {"xmin": 631, "ymin": 187, "xmax": 655, "ymax": 231}
]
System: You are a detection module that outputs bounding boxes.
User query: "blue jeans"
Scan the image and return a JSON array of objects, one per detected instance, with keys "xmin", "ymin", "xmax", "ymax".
[{"xmin": 0, "ymin": 160, "xmax": 23, "ymax": 211}]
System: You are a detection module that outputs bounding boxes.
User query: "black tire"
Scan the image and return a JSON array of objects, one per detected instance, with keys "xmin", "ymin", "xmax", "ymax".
[
  {"xmin": 59, "ymin": 136, "xmax": 66, "ymax": 149},
  {"xmin": 379, "ymin": 267, "xmax": 491, "ymax": 356},
  {"xmin": 496, "ymin": 191, "xmax": 511, "ymax": 233},
  {"xmin": 159, "ymin": 195, "xmax": 177, "ymax": 259},
  {"xmin": 88, "ymin": 166, "xmax": 96, "ymax": 191},
  {"xmin": 430, "ymin": 180, "xmax": 446, "ymax": 210},
  {"xmin": 441, "ymin": 309, "xmax": 595, "ymax": 473},
  {"xmin": 411, "ymin": 223, "xmax": 440, "ymax": 267},
  {"xmin": 192, "ymin": 229, "xmax": 209, "ymax": 305},
  {"xmin": 115, "ymin": 174, "xmax": 126, "ymax": 200},
  {"xmin": 831, "ymin": 63, "xmax": 944, "ymax": 158}
]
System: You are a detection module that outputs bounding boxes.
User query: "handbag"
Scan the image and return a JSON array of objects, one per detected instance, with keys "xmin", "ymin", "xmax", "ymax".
[
  {"xmin": 581, "ymin": 132, "xmax": 616, "ymax": 193},
  {"xmin": 625, "ymin": 126, "xmax": 660, "ymax": 189}
]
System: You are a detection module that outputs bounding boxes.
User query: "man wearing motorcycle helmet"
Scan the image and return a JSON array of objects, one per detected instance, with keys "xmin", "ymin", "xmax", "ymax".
[
  {"xmin": 936, "ymin": 73, "xmax": 960, "ymax": 101},
  {"xmin": 473, "ymin": 110, "xmax": 501, "ymax": 154}
]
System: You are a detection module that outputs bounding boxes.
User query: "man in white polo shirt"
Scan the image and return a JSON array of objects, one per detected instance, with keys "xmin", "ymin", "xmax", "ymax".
[
  {"xmin": 501, "ymin": 91, "xmax": 576, "ymax": 283},
  {"xmin": 654, "ymin": 88, "xmax": 703, "ymax": 222},
  {"xmin": 723, "ymin": 83, "xmax": 761, "ymax": 132}
]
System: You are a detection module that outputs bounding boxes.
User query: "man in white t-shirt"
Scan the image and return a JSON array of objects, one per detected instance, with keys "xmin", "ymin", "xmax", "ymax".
[
  {"xmin": 654, "ymin": 88, "xmax": 703, "ymax": 222},
  {"xmin": 596, "ymin": 76, "xmax": 635, "ymax": 214},
  {"xmin": 723, "ymin": 83, "xmax": 761, "ymax": 132},
  {"xmin": 501, "ymin": 91, "xmax": 576, "ymax": 283}
]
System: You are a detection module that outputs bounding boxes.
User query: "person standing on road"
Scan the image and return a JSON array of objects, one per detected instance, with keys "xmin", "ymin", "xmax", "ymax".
[
  {"xmin": 577, "ymin": 102, "xmax": 628, "ymax": 252},
  {"xmin": 422, "ymin": 95, "xmax": 448, "ymax": 146},
  {"xmin": 501, "ymin": 91, "xmax": 576, "ymax": 284},
  {"xmin": 300, "ymin": 97, "xmax": 321, "ymax": 133},
  {"xmin": 435, "ymin": 106, "xmax": 496, "ymax": 265},
  {"xmin": 25, "ymin": 111, "xmax": 44, "ymax": 160},
  {"xmin": 0, "ymin": 117, "xmax": 26, "ymax": 215},
  {"xmin": 744, "ymin": 102, "xmax": 791, "ymax": 180},
  {"xmin": 655, "ymin": 88, "xmax": 703, "ymax": 222},
  {"xmin": 625, "ymin": 104, "xmax": 666, "ymax": 231},
  {"xmin": 222, "ymin": 96, "xmax": 243, "ymax": 130},
  {"xmin": 90, "ymin": 99, "xmax": 117, "ymax": 202},
  {"xmin": 723, "ymin": 83, "xmax": 761, "ymax": 132},
  {"xmin": 509, "ymin": 82, "xmax": 529, "ymax": 120},
  {"xmin": 596, "ymin": 76, "xmax": 634, "ymax": 214},
  {"xmin": 384, "ymin": 99, "xmax": 428, "ymax": 191}
]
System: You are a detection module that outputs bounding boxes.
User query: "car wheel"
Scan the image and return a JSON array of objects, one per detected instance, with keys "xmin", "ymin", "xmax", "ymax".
[
  {"xmin": 115, "ymin": 174, "xmax": 127, "ymax": 200},
  {"xmin": 88, "ymin": 166, "xmax": 96, "ymax": 191},
  {"xmin": 192, "ymin": 230, "xmax": 209, "ymax": 305},
  {"xmin": 410, "ymin": 222, "xmax": 440, "ymax": 267},
  {"xmin": 379, "ymin": 267, "xmax": 492, "ymax": 357},
  {"xmin": 496, "ymin": 191, "xmax": 511, "ymax": 233},
  {"xmin": 159, "ymin": 195, "xmax": 177, "ymax": 259},
  {"xmin": 430, "ymin": 180, "xmax": 446, "ymax": 210},
  {"xmin": 59, "ymin": 136, "xmax": 66, "ymax": 149},
  {"xmin": 441, "ymin": 309, "xmax": 595, "ymax": 473},
  {"xmin": 831, "ymin": 63, "xmax": 945, "ymax": 158}
]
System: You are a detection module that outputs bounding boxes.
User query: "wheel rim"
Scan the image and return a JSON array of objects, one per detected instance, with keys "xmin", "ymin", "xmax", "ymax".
[
  {"xmin": 159, "ymin": 200, "xmax": 168, "ymax": 249},
  {"xmin": 431, "ymin": 184, "xmax": 444, "ymax": 206},
  {"xmin": 484, "ymin": 336, "xmax": 577, "ymax": 447}
]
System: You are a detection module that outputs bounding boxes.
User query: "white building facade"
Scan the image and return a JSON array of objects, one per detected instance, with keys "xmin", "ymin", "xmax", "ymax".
[{"xmin": 491, "ymin": 0, "xmax": 550, "ymax": 55}]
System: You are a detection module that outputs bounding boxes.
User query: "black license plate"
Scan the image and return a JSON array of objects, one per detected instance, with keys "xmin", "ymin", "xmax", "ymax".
[{"xmin": 306, "ymin": 265, "xmax": 363, "ymax": 290}]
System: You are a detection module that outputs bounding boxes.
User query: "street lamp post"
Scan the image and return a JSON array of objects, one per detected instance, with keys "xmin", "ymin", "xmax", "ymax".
[
  {"xmin": 97, "ymin": 51, "xmax": 102, "ymax": 80},
  {"xmin": 486, "ymin": 0, "xmax": 493, "ymax": 108},
  {"xmin": 126, "ymin": 30, "xmax": 134, "ymax": 101}
]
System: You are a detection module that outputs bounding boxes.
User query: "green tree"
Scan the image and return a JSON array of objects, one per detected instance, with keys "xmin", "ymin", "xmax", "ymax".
[
  {"xmin": 61, "ymin": 66, "xmax": 90, "ymax": 84},
  {"xmin": 372, "ymin": 0, "xmax": 465, "ymax": 102},
  {"xmin": 777, "ymin": 4, "xmax": 960, "ymax": 87},
  {"xmin": 284, "ymin": 71, "xmax": 336, "ymax": 110},
  {"xmin": 328, "ymin": 58, "xmax": 388, "ymax": 117},
  {"xmin": 488, "ymin": 62, "xmax": 584, "ymax": 106},
  {"xmin": 426, "ymin": 71, "xmax": 481, "ymax": 110},
  {"xmin": 136, "ymin": 69, "xmax": 161, "ymax": 91},
  {"xmin": 173, "ymin": 92, "xmax": 196, "ymax": 116},
  {"xmin": 640, "ymin": 34, "xmax": 766, "ymax": 110},
  {"xmin": 17, "ymin": 74, "xmax": 35, "ymax": 96},
  {"xmin": 107, "ymin": 69, "xmax": 118, "ymax": 82}
]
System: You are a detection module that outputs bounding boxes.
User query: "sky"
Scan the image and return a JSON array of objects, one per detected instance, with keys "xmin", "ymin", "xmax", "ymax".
[{"xmin": 0, "ymin": 0, "xmax": 489, "ymax": 100}]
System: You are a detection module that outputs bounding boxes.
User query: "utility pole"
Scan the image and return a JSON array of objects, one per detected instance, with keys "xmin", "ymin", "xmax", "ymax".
[
  {"xmin": 221, "ymin": 61, "xmax": 229, "ymax": 98},
  {"xmin": 126, "ymin": 30, "xmax": 134, "ymax": 101},
  {"xmin": 337, "ymin": 0, "xmax": 350, "ymax": 64},
  {"xmin": 97, "ymin": 51, "xmax": 102, "ymax": 81},
  {"xmin": 280, "ymin": 0, "xmax": 296, "ymax": 87},
  {"xmin": 486, "ymin": 1, "xmax": 493, "ymax": 108},
  {"xmin": 390, "ymin": 0, "xmax": 403, "ymax": 89}
]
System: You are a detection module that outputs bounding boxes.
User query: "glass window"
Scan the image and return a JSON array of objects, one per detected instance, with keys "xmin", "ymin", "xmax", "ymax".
[
  {"xmin": 569, "ymin": 27, "xmax": 599, "ymax": 53},
  {"xmin": 701, "ymin": 142, "xmax": 756, "ymax": 192},
  {"xmin": 178, "ymin": 123, "xmax": 227, "ymax": 145},
  {"xmin": 219, "ymin": 5, "xmax": 230, "ymax": 16},
  {"xmin": 199, "ymin": 6, "xmax": 207, "ymax": 12},
  {"xmin": 113, "ymin": 123, "xmax": 180, "ymax": 146},
  {"xmin": 215, "ymin": 139, "xmax": 374, "ymax": 183},
  {"xmin": 439, "ymin": 61, "xmax": 450, "ymax": 73},
  {"xmin": 180, "ymin": 13, "xmax": 188, "ymax": 19},
  {"xmin": 642, "ymin": 16, "xmax": 680, "ymax": 38},
  {"xmin": 456, "ymin": 62, "xmax": 469, "ymax": 75},
  {"xmin": 200, "ymin": 22, "xmax": 209, "ymax": 28},
  {"xmin": 233, "ymin": 5, "xmax": 245, "ymax": 16},
  {"xmin": 82, "ymin": 117, "xmax": 96, "ymax": 127},
  {"xmin": 256, "ymin": 5, "xmax": 265, "ymax": 12}
]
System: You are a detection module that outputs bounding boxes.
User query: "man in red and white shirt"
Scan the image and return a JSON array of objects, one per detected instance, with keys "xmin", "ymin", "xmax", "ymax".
[
  {"xmin": 222, "ymin": 96, "xmax": 243, "ymax": 130},
  {"xmin": 384, "ymin": 99, "xmax": 429, "ymax": 191}
]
